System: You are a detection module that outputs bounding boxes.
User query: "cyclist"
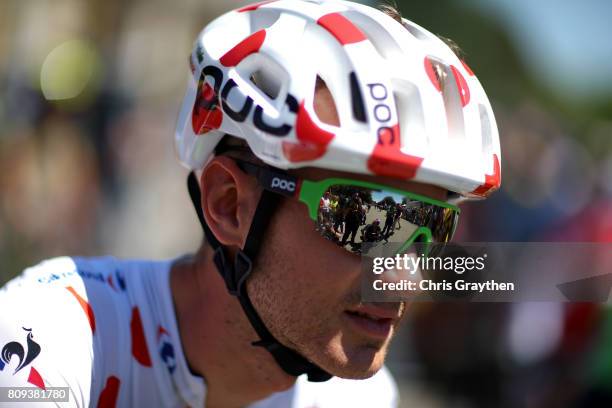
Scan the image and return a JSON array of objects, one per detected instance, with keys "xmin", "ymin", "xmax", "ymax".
[{"xmin": 0, "ymin": 1, "xmax": 500, "ymax": 407}]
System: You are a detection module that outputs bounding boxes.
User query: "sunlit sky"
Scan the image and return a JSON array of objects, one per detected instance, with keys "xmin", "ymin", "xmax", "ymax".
[
  {"xmin": 372, "ymin": 191, "xmax": 404, "ymax": 203},
  {"xmin": 466, "ymin": 0, "xmax": 612, "ymax": 101}
]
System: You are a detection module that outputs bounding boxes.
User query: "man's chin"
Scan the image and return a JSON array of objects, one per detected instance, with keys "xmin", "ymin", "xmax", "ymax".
[
  {"xmin": 312, "ymin": 343, "xmax": 388, "ymax": 380},
  {"xmin": 327, "ymin": 358, "xmax": 385, "ymax": 379}
]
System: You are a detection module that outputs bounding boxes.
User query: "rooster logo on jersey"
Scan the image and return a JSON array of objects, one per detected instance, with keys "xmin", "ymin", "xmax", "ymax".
[{"xmin": 0, "ymin": 327, "xmax": 46, "ymax": 389}]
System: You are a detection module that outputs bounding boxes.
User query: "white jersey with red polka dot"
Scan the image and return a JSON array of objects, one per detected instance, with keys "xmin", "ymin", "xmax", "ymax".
[{"xmin": 0, "ymin": 257, "xmax": 398, "ymax": 407}]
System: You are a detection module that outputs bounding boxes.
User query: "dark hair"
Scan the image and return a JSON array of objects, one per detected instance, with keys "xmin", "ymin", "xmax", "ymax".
[{"xmin": 214, "ymin": 134, "xmax": 263, "ymax": 163}]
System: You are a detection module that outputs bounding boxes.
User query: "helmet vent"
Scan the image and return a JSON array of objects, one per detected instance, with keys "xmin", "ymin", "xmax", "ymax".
[
  {"xmin": 479, "ymin": 104, "xmax": 493, "ymax": 155},
  {"xmin": 341, "ymin": 10, "xmax": 402, "ymax": 60},
  {"xmin": 402, "ymin": 20, "xmax": 430, "ymax": 42},
  {"xmin": 250, "ymin": 70, "xmax": 281, "ymax": 100},
  {"xmin": 314, "ymin": 76, "xmax": 340, "ymax": 126},
  {"xmin": 392, "ymin": 80, "xmax": 427, "ymax": 151},
  {"xmin": 349, "ymin": 71, "xmax": 367, "ymax": 123},
  {"xmin": 426, "ymin": 57, "xmax": 465, "ymax": 139}
]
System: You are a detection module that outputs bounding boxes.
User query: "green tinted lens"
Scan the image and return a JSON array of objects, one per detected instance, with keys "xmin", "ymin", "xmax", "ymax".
[{"xmin": 314, "ymin": 184, "xmax": 458, "ymax": 255}]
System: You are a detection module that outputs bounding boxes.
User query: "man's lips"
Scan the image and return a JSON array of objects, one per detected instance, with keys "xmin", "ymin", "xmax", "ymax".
[
  {"xmin": 346, "ymin": 304, "xmax": 400, "ymax": 320},
  {"xmin": 343, "ymin": 305, "xmax": 400, "ymax": 339}
]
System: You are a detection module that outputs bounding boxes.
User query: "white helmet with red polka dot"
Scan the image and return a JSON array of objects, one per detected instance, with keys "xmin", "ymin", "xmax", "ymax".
[{"xmin": 175, "ymin": 0, "xmax": 501, "ymax": 198}]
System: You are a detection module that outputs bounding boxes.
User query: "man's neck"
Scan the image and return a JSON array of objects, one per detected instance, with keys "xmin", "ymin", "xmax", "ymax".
[{"xmin": 170, "ymin": 254, "xmax": 297, "ymax": 408}]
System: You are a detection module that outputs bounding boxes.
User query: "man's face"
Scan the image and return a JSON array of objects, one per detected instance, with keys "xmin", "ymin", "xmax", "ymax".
[
  {"xmin": 245, "ymin": 83, "xmax": 448, "ymax": 379},
  {"xmin": 247, "ymin": 167, "xmax": 446, "ymax": 379}
]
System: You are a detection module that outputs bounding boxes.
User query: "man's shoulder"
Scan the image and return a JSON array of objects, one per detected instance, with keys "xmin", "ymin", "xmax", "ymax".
[
  {"xmin": 2, "ymin": 256, "xmax": 118, "ymax": 291},
  {"xmin": 1, "ymin": 255, "xmax": 155, "ymax": 297},
  {"xmin": 1, "ymin": 257, "xmax": 85, "ymax": 323},
  {"xmin": 0, "ymin": 257, "xmax": 101, "ymax": 399},
  {"xmin": 0, "ymin": 255, "xmax": 135, "ymax": 355},
  {"xmin": 0, "ymin": 255, "xmax": 165, "ymax": 334},
  {"xmin": 0, "ymin": 255, "xmax": 125, "ymax": 337},
  {"xmin": 0, "ymin": 255, "xmax": 173, "ymax": 404},
  {"xmin": 2, "ymin": 256, "xmax": 76, "ymax": 289}
]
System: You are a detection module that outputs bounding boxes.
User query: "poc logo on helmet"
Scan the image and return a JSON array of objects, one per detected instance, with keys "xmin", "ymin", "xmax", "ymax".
[{"xmin": 271, "ymin": 177, "xmax": 296, "ymax": 192}]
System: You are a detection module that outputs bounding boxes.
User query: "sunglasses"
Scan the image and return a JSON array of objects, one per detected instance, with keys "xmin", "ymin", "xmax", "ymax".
[{"xmin": 236, "ymin": 160, "xmax": 460, "ymax": 255}]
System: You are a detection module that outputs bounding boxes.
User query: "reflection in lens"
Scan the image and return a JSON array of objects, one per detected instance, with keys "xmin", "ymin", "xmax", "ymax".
[
  {"xmin": 429, "ymin": 207, "xmax": 459, "ymax": 243},
  {"xmin": 315, "ymin": 185, "xmax": 458, "ymax": 255}
]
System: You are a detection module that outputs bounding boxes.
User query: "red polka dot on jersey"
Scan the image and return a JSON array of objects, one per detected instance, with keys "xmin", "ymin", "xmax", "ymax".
[
  {"xmin": 130, "ymin": 307, "xmax": 152, "ymax": 367},
  {"xmin": 97, "ymin": 376, "xmax": 120, "ymax": 408},
  {"xmin": 27, "ymin": 367, "xmax": 45, "ymax": 390}
]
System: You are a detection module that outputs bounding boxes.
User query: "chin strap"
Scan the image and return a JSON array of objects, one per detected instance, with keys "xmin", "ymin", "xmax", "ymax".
[{"xmin": 187, "ymin": 172, "xmax": 332, "ymax": 382}]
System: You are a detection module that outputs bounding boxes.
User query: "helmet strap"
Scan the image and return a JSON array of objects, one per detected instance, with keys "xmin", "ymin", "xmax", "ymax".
[{"xmin": 187, "ymin": 172, "xmax": 332, "ymax": 382}]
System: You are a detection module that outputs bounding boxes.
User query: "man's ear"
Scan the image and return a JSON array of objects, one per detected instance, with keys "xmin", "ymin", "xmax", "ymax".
[{"xmin": 200, "ymin": 156, "xmax": 260, "ymax": 248}]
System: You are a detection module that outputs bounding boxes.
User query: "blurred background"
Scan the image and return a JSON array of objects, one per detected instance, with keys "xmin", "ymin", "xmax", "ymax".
[{"xmin": 0, "ymin": 0, "xmax": 611, "ymax": 406}]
